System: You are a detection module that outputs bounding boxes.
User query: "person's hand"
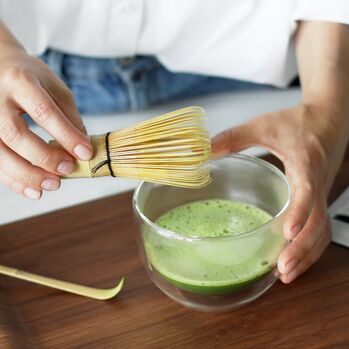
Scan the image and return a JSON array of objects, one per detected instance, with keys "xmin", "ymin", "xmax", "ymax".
[
  {"xmin": 0, "ymin": 45, "xmax": 92, "ymax": 199},
  {"xmin": 212, "ymin": 103, "xmax": 349, "ymax": 283}
]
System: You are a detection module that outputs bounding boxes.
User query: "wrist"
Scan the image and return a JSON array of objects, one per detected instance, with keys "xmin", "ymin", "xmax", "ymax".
[
  {"xmin": 0, "ymin": 42, "xmax": 28, "ymax": 67},
  {"xmin": 0, "ymin": 37, "xmax": 26, "ymax": 54},
  {"xmin": 0, "ymin": 23, "xmax": 26, "ymax": 58},
  {"xmin": 301, "ymin": 82, "xmax": 349, "ymax": 113},
  {"xmin": 296, "ymin": 21, "xmax": 349, "ymax": 134},
  {"xmin": 299, "ymin": 100, "xmax": 349, "ymax": 140}
]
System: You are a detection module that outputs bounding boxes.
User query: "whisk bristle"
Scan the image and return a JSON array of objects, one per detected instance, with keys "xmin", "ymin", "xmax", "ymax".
[{"xmin": 91, "ymin": 106, "xmax": 211, "ymax": 188}]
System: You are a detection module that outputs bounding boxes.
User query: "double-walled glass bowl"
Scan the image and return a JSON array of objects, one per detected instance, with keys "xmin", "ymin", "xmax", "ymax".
[{"xmin": 133, "ymin": 155, "xmax": 290, "ymax": 312}]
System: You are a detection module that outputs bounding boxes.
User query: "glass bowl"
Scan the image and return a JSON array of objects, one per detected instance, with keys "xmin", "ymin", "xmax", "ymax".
[{"xmin": 133, "ymin": 154, "xmax": 291, "ymax": 312}]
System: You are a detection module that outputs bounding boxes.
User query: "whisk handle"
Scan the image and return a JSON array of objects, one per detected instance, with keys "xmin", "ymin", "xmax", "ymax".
[
  {"xmin": 65, "ymin": 159, "xmax": 93, "ymax": 178},
  {"xmin": 49, "ymin": 140, "xmax": 93, "ymax": 178}
]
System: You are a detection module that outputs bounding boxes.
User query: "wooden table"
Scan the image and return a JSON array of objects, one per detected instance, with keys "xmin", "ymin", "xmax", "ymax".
[{"xmin": 0, "ymin": 151, "xmax": 349, "ymax": 349}]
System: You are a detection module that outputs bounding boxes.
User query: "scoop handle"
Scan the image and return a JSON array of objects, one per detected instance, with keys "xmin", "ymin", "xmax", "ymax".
[{"xmin": 0, "ymin": 264, "xmax": 124, "ymax": 300}]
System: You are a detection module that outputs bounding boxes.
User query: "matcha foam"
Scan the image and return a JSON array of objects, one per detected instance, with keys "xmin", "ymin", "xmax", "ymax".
[
  {"xmin": 145, "ymin": 199, "xmax": 284, "ymax": 295},
  {"xmin": 155, "ymin": 199, "xmax": 271, "ymax": 238}
]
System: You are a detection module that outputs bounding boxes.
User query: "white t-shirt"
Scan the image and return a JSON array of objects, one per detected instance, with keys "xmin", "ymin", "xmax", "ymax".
[{"xmin": 1, "ymin": 0, "xmax": 348, "ymax": 87}]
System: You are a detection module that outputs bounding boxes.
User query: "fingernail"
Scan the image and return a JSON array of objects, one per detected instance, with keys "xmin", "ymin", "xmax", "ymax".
[
  {"xmin": 74, "ymin": 144, "xmax": 93, "ymax": 160},
  {"xmin": 285, "ymin": 259, "xmax": 298, "ymax": 274},
  {"xmin": 24, "ymin": 187, "xmax": 41, "ymax": 200},
  {"xmin": 288, "ymin": 224, "xmax": 301, "ymax": 239},
  {"xmin": 41, "ymin": 179, "xmax": 60, "ymax": 191},
  {"xmin": 57, "ymin": 161, "xmax": 75, "ymax": 175}
]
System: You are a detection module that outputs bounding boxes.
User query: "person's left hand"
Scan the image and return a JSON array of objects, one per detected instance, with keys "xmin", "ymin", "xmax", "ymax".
[{"xmin": 212, "ymin": 103, "xmax": 349, "ymax": 283}]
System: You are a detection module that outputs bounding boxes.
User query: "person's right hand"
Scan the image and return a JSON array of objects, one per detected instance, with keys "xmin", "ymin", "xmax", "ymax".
[{"xmin": 0, "ymin": 45, "xmax": 93, "ymax": 200}]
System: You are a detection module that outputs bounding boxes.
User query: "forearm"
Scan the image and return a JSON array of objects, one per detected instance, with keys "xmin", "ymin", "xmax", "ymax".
[{"xmin": 296, "ymin": 21, "xmax": 349, "ymax": 131}]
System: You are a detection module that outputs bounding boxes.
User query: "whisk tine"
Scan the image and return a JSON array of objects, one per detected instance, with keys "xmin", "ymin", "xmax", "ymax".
[{"xmin": 53, "ymin": 106, "xmax": 211, "ymax": 188}]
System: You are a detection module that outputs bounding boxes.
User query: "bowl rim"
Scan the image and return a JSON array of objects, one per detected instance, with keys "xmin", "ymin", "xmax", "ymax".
[{"xmin": 132, "ymin": 154, "xmax": 291, "ymax": 241}]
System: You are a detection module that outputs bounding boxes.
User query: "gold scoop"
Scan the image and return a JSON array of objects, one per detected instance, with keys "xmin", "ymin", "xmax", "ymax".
[{"xmin": 0, "ymin": 264, "xmax": 124, "ymax": 300}]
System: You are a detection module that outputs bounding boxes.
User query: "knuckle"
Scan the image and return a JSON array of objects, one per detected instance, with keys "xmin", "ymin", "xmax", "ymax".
[
  {"xmin": 293, "ymin": 239, "xmax": 311, "ymax": 258},
  {"xmin": 1, "ymin": 175, "xmax": 21, "ymax": 194},
  {"xmin": 34, "ymin": 152, "xmax": 55, "ymax": 169},
  {"xmin": 18, "ymin": 170, "xmax": 38, "ymax": 187},
  {"xmin": 299, "ymin": 180, "xmax": 316, "ymax": 197},
  {"xmin": 10, "ymin": 178, "xmax": 23, "ymax": 194},
  {"xmin": 32, "ymin": 102, "xmax": 55, "ymax": 124},
  {"xmin": 2, "ymin": 65, "xmax": 34, "ymax": 86},
  {"xmin": 2, "ymin": 66, "xmax": 23, "ymax": 84},
  {"xmin": 300, "ymin": 151, "xmax": 312, "ymax": 166},
  {"xmin": 0, "ymin": 120, "xmax": 22, "ymax": 146},
  {"xmin": 59, "ymin": 131, "xmax": 73, "ymax": 145},
  {"xmin": 305, "ymin": 179, "xmax": 316, "ymax": 194},
  {"xmin": 2, "ymin": 174, "xmax": 15, "ymax": 190},
  {"xmin": 304, "ymin": 135, "xmax": 328, "ymax": 168}
]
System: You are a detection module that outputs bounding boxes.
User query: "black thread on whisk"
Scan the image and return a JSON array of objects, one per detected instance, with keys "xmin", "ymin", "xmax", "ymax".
[
  {"xmin": 91, "ymin": 133, "xmax": 116, "ymax": 176},
  {"xmin": 105, "ymin": 132, "xmax": 115, "ymax": 177}
]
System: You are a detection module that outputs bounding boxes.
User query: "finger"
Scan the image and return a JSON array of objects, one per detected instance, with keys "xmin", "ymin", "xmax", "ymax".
[
  {"xmin": 0, "ymin": 116, "xmax": 75, "ymax": 175},
  {"xmin": 211, "ymin": 122, "xmax": 260, "ymax": 157},
  {"xmin": 280, "ymin": 219, "xmax": 331, "ymax": 283},
  {"xmin": 0, "ymin": 168, "xmax": 44, "ymax": 200},
  {"xmin": 278, "ymin": 202, "xmax": 327, "ymax": 274},
  {"xmin": 47, "ymin": 80, "xmax": 87, "ymax": 135},
  {"xmin": 0, "ymin": 167, "xmax": 42, "ymax": 200},
  {"xmin": 0, "ymin": 168, "xmax": 27, "ymax": 197},
  {"xmin": 282, "ymin": 156, "xmax": 318, "ymax": 240},
  {"xmin": 0, "ymin": 140, "xmax": 60, "ymax": 193},
  {"xmin": 11, "ymin": 78, "xmax": 92, "ymax": 160}
]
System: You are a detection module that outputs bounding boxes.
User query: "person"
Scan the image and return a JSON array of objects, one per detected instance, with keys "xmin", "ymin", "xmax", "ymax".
[{"xmin": 0, "ymin": 1, "xmax": 348, "ymax": 285}]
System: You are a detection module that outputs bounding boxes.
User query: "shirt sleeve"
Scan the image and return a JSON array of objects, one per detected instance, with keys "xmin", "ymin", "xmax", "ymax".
[{"xmin": 293, "ymin": 0, "xmax": 349, "ymax": 25}]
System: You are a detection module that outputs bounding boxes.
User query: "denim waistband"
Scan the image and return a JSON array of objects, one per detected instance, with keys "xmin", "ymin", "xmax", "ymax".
[{"xmin": 39, "ymin": 50, "xmax": 269, "ymax": 115}]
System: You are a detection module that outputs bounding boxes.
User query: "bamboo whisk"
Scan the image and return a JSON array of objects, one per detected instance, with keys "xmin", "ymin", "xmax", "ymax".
[{"xmin": 59, "ymin": 106, "xmax": 211, "ymax": 188}]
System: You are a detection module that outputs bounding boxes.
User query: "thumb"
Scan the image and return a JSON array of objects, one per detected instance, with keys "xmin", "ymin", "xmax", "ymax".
[{"xmin": 211, "ymin": 122, "xmax": 260, "ymax": 157}]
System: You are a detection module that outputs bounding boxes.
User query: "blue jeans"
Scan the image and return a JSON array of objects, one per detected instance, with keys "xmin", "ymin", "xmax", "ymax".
[{"xmin": 39, "ymin": 50, "xmax": 270, "ymax": 115}]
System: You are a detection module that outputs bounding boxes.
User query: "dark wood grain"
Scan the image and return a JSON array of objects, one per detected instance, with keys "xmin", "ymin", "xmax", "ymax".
[{"xmin": 0, "ymin": 148, "xmax": 348, "ymax": 349}]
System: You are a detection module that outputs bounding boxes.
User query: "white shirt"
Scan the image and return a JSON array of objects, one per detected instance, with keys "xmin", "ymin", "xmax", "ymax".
[{"xmin": 1, "ymin": 0, "xmax": 348, "ymax": 87}]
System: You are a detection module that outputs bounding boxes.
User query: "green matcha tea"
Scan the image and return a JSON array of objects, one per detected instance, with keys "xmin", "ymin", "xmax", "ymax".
[{"xmin": 145, "ymin": 199, "xmax": 284, "ymax": 295}]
